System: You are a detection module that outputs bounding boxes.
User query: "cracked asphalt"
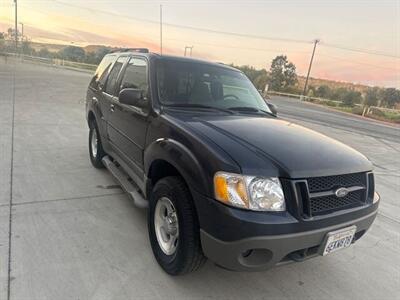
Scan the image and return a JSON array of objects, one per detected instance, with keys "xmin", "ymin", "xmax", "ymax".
[{"xmin": 0, "ymin": 59, "xmax": 399, "ymax": 300}]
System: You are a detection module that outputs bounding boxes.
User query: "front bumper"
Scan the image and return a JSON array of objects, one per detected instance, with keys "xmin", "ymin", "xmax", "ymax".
[
  {"xmin": 192, "ymin": 190, "xmax": 378, "ymax": 271},
  {"xmin": 200, "ymin": 210, "xmax": 377, "ymax": 271}
]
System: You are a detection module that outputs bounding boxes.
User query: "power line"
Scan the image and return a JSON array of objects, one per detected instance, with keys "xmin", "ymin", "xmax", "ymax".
[
  {"xmin": 165, "ymin": 38, "xmax": 310, "ymax": 54},
  {"xmin": 318, "ymin": 53, "xmax": 399, "ymax": 71},
  {"xmin": 167, "ymin": 38, "xmax": 398, "ymax": 72},
  {"xmin": 321, "ymin": 43, "xmax": 399, "ymax": 59},
  {"xmin": 14, "ymin": 0, "xmax": 400, "ymax": 60},
  {"xmin": 50, "ymin": 0, "xmax": 312, "ymax": 45},
  {"xmin": 51, "ymin": 1, "xmax": 400, "ymax": 59}
]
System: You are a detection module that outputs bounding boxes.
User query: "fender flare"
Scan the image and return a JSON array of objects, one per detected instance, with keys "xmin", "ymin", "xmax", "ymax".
[{"xmin": 144, "ymin": 138, "xmax": 211, "ymax": 196}]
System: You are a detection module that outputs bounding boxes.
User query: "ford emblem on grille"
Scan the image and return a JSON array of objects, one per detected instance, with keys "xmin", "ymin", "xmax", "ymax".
[{"xmin": 335, "ymin": 187, "xmax": 349, "ymax": 198}]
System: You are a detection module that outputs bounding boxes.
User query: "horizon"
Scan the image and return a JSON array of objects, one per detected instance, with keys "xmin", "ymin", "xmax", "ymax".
[{"xmin": 0, "ymin": 0, "xmax": 399, "ymax": 88}]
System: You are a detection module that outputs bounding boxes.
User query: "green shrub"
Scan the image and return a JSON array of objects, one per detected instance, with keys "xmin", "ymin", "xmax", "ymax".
[
  {"xmin": 309, "ymin": 98, "xmax": 322, "ymax": 104},
  {"xmin": 383, "ymin": 111, "xmax": 400, "ymax": 123},
  {"xmin": 369, "ymin": 107, "xmax": 385, "ymax": 117},
  {"xmin": 326, "ymin": 101, "xmax": 337, "ymax": 107},
  {"xmin": 352, "ymin": 106, "xmax": 364, "ymax": 115}
]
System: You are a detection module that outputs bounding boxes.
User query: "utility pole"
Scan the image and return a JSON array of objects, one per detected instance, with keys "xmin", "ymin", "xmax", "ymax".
[
  {"xmin": 160, "ymin": 4, "xmax": 163, "ymax": 55},
  {"xmin": 14, "ymin": 0, "xmax": 18, "ymax": 51},
  {"xmin": 184, "ymin": 46, "xmax": 193, "ymax": 57},
  {"xmin": 302, "ymin": 39, "xmax": 319, "ymax": 99}
]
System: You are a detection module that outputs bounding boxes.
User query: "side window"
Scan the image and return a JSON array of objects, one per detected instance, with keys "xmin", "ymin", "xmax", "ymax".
[
  {"xmin": 104, "ymin": 56, "xmax": 127, "ymax": 95},
  {"xmin": 119, "ymin": 57, "xmax": 148, "ymax": 98},
  {"xmin": 89, "ymin": 55, "xmax": 115, "ymax": 89}
]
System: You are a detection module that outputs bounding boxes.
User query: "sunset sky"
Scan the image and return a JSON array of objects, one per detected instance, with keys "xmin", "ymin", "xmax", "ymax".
[{"xmin": 0, "ymin": 0, "xmax": 399, "ymax": 87}]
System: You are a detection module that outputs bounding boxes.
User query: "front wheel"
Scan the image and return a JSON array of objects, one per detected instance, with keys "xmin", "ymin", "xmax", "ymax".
[
  {"xmin": 89, "ymin": 120, "xmax": 106, "ymax": 168},
  {"xmin": 148, "ymin": 176, "xmax": 206, "ymax": 275}
]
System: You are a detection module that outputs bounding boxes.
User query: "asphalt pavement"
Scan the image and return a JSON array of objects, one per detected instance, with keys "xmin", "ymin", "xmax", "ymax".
[
  {"xmin": 0, "ymin": 60, "xmax": 399, "ymax": 300},
  {"xmin": 270, "ymin": 95, "xmax": 400, "ymax": 143}
]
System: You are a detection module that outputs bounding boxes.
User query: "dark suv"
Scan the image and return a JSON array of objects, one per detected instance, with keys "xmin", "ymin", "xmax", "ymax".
[{"xmin": 86, "ymin": 49, "xmax": 379, "ymax": 275}]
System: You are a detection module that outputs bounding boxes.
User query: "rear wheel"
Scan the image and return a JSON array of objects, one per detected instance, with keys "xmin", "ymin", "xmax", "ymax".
[
  {"xmin": 89, "ymin": 120, "xmax": 106, "ymax": 168},
  {"xmin": 148, "ymin": 176, "xmax": 206, "ymax": 275}
]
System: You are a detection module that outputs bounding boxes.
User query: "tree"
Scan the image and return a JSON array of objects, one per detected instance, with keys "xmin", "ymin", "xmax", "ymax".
[
  {"xmin": 364, "ymin": 87, "xmax": 380, "ymax": 107},
  {"xmin": 0, "ymin": 32, "xmax": 4, "ymax": 50},
  {"xmin": 21, "ymin": 40, "xmax": 34, "ymax": 55},
  {"xmin": 95, "ymin": 46, "xmax": 112, "ymax": 63},
  {"xmin": 85, "ymin": 51, "xmax": 97, "ymax": 64},
  {"xmin": 268, "ymin": 55, "xmax": 297, "ymax": 92},
  {"xmin": 342, "ymin": 90, "xmax": 362, "ymax": 107},
  {"xmin": 59, "ymin": 46, "xmax": 86, "ymax": 62},
  {"xmin": 7, "ymin": 28, "xmax": 14, "ymax": 39},
  {"xmin": 6, "ymin": 27, "xmax": 21, "ymax": 41},
  {"xmin": 315, "ymin": 85, "xmax": 332, "ymax": 98},
  {"xmin": 381, "ymin": 88, "xmax": 400, "ymax": 108},
  {"xmin": 253, "ymin": 71, "xmax": 269, "ymax": 91},
  {"xmin": 38, "ymin": 47, "xmax": 51, "ymax": 58},
  {"xmin": 330, "ymin": 87, "xmax": 348, "ymax": 101},
  {"xmin": 231, "ymin": 64, "xmax": 269, "ymax": 91}
]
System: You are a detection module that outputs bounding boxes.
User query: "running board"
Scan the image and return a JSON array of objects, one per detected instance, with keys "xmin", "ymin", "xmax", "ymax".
[{"xmin": 102, "ymin": 156, "xmax": 148, "ymax": 208}]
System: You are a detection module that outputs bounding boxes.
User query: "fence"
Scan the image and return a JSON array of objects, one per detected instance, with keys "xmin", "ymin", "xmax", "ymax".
[
  {"xmin": 1, "ymin": 52, "xmax": 399, "ymax": 115},
  {"xmin": 267, "ymin": 91, "xmax": 400, "ymax": 114},
  {"xmin": 0, "ymin": 52, "xmax": 97, "ymax": 73}
]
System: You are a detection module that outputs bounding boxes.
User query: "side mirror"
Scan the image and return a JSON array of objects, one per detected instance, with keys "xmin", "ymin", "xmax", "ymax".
[
  {"xmin": 267, "ymin": 102, "xmax": 278, "ymax": 116},
  {"xmin": 119, "ymin": 88, "xmax": 147, "ymax": 108}
]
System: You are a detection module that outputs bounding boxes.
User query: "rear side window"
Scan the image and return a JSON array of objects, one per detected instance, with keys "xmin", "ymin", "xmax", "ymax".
[
  {"xmin": 119, "ymin": 57, "xmax": 148, "ymax": 97},
  {"xmin": 90, "ymin": 54, "xmax": 115, "ymax": 89},
  {"xmin": 104, "ymin": 56, "xmax": 127, "ymax": 95}
]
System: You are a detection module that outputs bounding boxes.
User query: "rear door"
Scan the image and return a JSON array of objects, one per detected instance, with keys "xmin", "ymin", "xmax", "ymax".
[
  {"xmin": 107, "ymin": 56, "xmax": 150, "ymax": 179},
  {"xmin": 87, "ymin": 54, "xmax": 116, "ymax": 137}
]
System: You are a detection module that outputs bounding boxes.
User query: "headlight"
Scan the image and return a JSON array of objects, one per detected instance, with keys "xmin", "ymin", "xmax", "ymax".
[{"xmin": 214, "ymin": 172, "xmax": 285, "ymax": 211}]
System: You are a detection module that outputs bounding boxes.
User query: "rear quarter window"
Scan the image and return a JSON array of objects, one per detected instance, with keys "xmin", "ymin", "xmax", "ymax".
[{"xmin": 89, "ymin": 55, "xmax": 116, "ymax": 90}]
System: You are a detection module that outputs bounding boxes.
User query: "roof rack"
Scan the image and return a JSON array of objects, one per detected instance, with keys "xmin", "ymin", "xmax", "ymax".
[{"xmin": 110, "ymin": 48, "xmax": 149, "ymax": 53}]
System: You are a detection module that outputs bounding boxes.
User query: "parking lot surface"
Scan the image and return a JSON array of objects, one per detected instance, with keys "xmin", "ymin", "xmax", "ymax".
[{"xmin": 1, "ymin": 60, "xmax": 399, "ymax": 300}]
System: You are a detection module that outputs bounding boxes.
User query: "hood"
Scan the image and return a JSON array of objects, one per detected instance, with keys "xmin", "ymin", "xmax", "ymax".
[{"xmin": 173, "ymin": 113, "xmax": 372, "ymax": 178}]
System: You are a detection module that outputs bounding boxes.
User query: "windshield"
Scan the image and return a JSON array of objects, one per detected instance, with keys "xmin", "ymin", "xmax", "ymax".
[{"xmin": 156, "ymin": 59, "xmax": 271, "ymax": 113}]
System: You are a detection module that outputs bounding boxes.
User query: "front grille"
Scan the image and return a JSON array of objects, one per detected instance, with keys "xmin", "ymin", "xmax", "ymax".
[
  {"xmin": 310, "ymin": 190, "xmax": 365, "ymax": 216},
  {"xmin": 281, "ymin": 172, "xmax": 370, "ymax": 218},
  {"xmin": 307, "ymin": 172, "xmax": 366, "ymax": 193}
]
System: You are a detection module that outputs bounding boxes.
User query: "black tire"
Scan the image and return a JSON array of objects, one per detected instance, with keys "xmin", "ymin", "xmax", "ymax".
[
  {"xmin": 89, "ymin": 120, "xmax": 106, "ymax": 169},
  {"xmin": 148, "ymin": 176, "xmax": 206, "ymax": 275}
]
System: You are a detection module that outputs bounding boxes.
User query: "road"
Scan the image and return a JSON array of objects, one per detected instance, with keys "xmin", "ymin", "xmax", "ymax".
[
  {"xmin": 270, "ymin": 96, "xmax": 400, "ymax": 143},
  {"xmin": 0, "ymin": 60, "xmax": 399, "ymax": 300},
  {"xmin": 269, "ymin": 96, "xmax": 400, "ymax": 224}
]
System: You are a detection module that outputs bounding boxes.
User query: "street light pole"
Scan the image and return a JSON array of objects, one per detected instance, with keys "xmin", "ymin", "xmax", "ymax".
[
  {"xmin": 302, "ymin": 39, "xmax": 319, "ymax": 99},
  {"xmin": 14, "ymin": 0, "xmax": 18, "ymax": 51}
]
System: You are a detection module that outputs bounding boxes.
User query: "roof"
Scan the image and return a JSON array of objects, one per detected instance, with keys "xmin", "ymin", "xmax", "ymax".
[
  {"xmin": 107, "ymin": 50, "xmax": 240, "ymax": 73},
  {"xmin": 155, "ymin": 54, "xmax": 240, "ymax": 72}
]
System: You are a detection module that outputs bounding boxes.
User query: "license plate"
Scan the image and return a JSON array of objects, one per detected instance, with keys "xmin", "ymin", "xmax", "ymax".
[{"xmin": 322, "ymin": 226, "xmax": 356, "ymax": 256}]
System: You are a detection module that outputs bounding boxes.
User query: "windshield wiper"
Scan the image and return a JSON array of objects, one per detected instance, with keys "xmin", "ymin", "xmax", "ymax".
[
  {"xmin": 164, "ymin": 104, "xmax": 235, "ymax": 114},
  {"xmin": 228, "ymin": 106, "xmax": 273, "ymax": 116}
]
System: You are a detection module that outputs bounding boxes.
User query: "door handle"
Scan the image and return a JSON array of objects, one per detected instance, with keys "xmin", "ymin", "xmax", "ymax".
[{"xmin": 110, "ymin": 104, "xmax": 115, "ymax": 112}]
